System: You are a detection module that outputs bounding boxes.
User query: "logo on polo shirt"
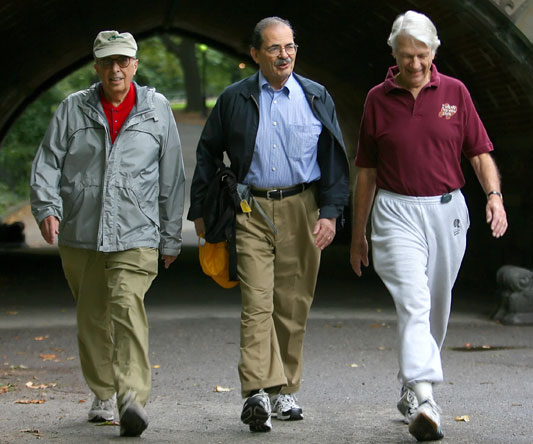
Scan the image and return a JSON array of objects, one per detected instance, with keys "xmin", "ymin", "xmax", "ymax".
[{"xmin": 438, "ymin": 103, "xmax": 457, "ymax": 120}]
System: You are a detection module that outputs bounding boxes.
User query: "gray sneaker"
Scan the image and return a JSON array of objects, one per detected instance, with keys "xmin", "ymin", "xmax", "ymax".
[
  {"xmin": 240, "ymin": 389, "xmax": 272, "ymax": 432},
  {"xmin": 88, "ymin": 394, "xmax": 116, "ymax": 422},
  {"xmin": 397, "ymin": 386, "xmax": 418, "ymax": 424},
  {"xmin": 270, "ymin": 393, "xmax": 303, "ymax": 420},
  {"xmin": 408, "ymin": 398, "xmax": 444, "ymax": 441},
  {"xmin": 119, "ymin": 391, "xmax": 149, "ymax": 437}
]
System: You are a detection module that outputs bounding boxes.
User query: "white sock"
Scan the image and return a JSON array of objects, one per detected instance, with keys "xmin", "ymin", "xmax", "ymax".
[{"xmin": 412, "ymin": 382, "xmax": 433, "ymax": 404}]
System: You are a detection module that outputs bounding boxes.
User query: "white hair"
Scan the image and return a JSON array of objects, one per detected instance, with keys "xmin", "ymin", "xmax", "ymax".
[{"xmin": 387, "ymin": 10, "xmax": 441, "ymax": 54}]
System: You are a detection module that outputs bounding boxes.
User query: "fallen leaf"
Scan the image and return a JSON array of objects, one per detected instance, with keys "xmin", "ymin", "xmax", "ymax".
[
  {"xmin": 378, "ymin": 346, "xmax": 386, "ymax": 351},
  {"xmin": 214, "ymin": 385, "xmax": 232, "ymax": 392},
  {"xmin": 20, "ymin": 429, "xmax": 43, "ymax": 437},
  {"xmin": 66, "ymin": 356, "xmax": 75, "ymax": 361},
  {"xmin": 78, "ymin": 399, "xmax": 86, "ymax": 403},
  {"xmin": 152, "ymin": 364, "xmax": 160, "ymax": 369},
  {"xmin": 25, "ymin": 381, "xmax": 56, "ymax": 389},
  {"xmin": 95, "ymin": 420, "xmax": 119, "ymax": 426},
  {"xmin": 10, "ymin": 364, "xmax": 28, "ymax": 370},
  {"xmin": 350, "ymin": 363, "xmax": 359, "ymax": 368},
  {"xmin": 370, "ymin": 323, "xmax": 386, "ymax": 328},
  {"xmin": 0, "ymin": 383, "xmax": 15, "ymax": 394},
  {"xmin": 33, "ymin": 336, "xmax": 49, "ymax": 341},
  {"xmin": 455, "ymin": 415, "xmax": 470, "ymax": 422},
  {"xmin": 39, "ymin": 354, "xmax": 57, "ymax": 361},
  {"xmin": 6, "ymin": 311, "xmax": 18, "ymax": 316},
  {"xmin": 15, "ymin": 399, "xmax": 46, "ymax": 404}
]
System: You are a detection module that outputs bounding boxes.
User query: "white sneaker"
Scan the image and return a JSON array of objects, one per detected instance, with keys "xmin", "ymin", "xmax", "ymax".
[
  {"xmin": 88, "ymin": 394, "xmax": 116, "ymax": 422},
  {"xmin": 408, "ymin": 398, "xmax": 444, "ymax": 441},
  {"xmin": 240, "ymin": 389, "xmax": 272, "ymax": 432},
  {"xmin": 397, "ymin": 386, "xmax": 418, "ymax": 424},
  {"xmin": 270, "ymin": 393, "xmax": 303, "ymax": 421}
]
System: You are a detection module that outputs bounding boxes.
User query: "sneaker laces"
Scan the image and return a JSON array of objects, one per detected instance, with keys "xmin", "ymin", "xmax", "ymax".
[
  {"xmin": 274, "ymin": 394, "xmax": 299, "ymax": 412},
  {"xmin": 92, "ymin": 395, "xmax": 115, "ymax": 411}
]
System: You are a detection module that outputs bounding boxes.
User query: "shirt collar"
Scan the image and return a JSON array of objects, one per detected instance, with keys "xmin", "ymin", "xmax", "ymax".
[
  {"xmin": 383, "ymin": 63, "xmax": 441, "ymax": 94},
  {"xmin": 100, "ymin": 82, "xmax": 136, "ymax": 110},
  {"xmin": 258, "ymin": 71, "xmax": 292, "ymax": 98}
]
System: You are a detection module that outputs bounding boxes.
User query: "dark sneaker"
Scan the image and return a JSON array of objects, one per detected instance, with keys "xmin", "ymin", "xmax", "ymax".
[
  {"xmin": 119, "ymin": 391, "xmax": 149, "ymax": 437},
  {"xmin": 270, "ymin": 393, "xmax": 303, "ymax": 421},
  {"xmin": 88, "ymin": 394, "xmax": 116, "ymax": 422},
  {"xmin": 408, "ymin": 398, "xmax": 444, "ymax": 441},
  {"xmin": 397, "ymin": 386, "xmax": 418, "ymax": 424},
  {"xmin": 240, "ymin": 389, "xmax": 272, "ymax": 432}
]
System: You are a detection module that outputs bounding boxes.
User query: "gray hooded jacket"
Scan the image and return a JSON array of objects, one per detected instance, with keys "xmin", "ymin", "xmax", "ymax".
[{"xmin": 30, "ymin": 82, "xmax": 185, "ymax": 256}]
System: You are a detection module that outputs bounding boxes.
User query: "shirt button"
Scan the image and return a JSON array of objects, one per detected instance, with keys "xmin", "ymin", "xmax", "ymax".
[
  {"xmin": 272, "ymin": 167, "xmax": 276, "ymax": 171},
  {"xmin": 273, "ymin": 100, "xmax": 277, "ymax": 104},
  {"xmin": 273, "ymin": 144, "xmax": 277, "ymax": 149},
  {"xmin": 273, "ymin": 121, "xmax": 277, "ymax": 126}
]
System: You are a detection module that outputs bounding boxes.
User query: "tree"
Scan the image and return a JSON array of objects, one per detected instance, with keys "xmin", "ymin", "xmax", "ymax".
[{"xmin": 160, "ymin": 35, "xmax": 204, "ymax": 113}]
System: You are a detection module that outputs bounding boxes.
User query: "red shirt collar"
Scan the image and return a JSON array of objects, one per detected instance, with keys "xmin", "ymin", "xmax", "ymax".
[{"xmin": 100, "ymin": 82, "xmax": 136, "ymax": 111}]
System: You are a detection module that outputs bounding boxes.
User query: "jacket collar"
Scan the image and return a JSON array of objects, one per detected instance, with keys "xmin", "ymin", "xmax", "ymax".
[
  {"xmin": 85, "ymin": 81, "xmax": 154, "ymax": 114},
  {"xmin": 239, "ymin": 71, "xmax": 324, "ymax": 101}
]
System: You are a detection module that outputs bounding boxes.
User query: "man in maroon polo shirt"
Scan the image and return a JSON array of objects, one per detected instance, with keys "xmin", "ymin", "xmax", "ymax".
[{"xmin": 350, "ymin": 10, "xmax": 507, "ymax": 442}]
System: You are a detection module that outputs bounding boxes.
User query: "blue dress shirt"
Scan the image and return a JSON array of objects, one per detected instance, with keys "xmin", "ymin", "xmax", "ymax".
[{"xmin": 244, "ymin": 72, "xmax": 322, "ymax": 188}]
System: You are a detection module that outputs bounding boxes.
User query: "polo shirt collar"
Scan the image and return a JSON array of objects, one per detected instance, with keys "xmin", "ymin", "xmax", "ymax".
[
  {"xmin": 100, "ymin": 82, "xmax": 136, "ymax": 110},
  {"xmin": 383, "ymin": 63, "xmax": 441, "ymax": 94}
]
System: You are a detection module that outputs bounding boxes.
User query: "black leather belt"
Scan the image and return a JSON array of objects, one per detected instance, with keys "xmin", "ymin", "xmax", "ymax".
[{"xmin": 252, "ymin": 182, "xmax": 312, "ymax": 200}]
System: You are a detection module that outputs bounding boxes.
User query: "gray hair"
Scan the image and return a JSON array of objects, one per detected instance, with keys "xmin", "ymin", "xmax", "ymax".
[
  {"xmin": 387, "ymin": 10, "xmax": 441, "ymax": 54},
  {"xmin": 251, "ymin": 16, "xmax": 294, "ymax": 49}
]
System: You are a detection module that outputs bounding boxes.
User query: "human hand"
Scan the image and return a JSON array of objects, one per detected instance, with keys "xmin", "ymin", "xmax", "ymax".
[
  {"xmin": 194, "ymin": 218, "xmax": 206, "ymax": 237},
  {"xmin": 486, "ymin": 195, "xmax": 508, "ymax": 238},
  {"xmin": 313, "ymin": 218, "xmax": 336, "ymax": 250},
  {"xmin": 350, "ymin": 236, "xmax": 369, "ymax": 277},
  {"xmin": 162, "ymin": 255, "xmax": 177, "ymax": 269},
  {"xmin": 40, "ymin": 216, "xmax": 60, "ymax": 245}
]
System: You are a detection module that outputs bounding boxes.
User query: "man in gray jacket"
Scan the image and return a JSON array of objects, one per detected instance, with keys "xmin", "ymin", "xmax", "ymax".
[{"xmin": 30, "ymin": 30, "xmax": 185, "ymax": 437}]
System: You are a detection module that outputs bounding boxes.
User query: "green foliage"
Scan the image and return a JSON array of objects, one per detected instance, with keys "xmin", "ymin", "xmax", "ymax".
[{"xmin": 136, "ymin": 36, "xmax": 184, "ymax": 100}]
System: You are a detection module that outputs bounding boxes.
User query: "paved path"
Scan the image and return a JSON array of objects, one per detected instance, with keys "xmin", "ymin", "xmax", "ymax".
[{"xmin": 0, "ymin": 246, "xmax": 532, "ymax": 444}]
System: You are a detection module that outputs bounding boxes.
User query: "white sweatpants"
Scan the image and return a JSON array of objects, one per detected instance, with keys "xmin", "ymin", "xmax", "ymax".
[{"xmin": 371, "ymin": 189, "xmax": 470, "ymax": 386}]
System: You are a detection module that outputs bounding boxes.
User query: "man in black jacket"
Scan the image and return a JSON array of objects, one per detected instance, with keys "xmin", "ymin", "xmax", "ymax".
[{"xmin": 188, "ymin": 16, "xmax": 349, "ymax": 432}]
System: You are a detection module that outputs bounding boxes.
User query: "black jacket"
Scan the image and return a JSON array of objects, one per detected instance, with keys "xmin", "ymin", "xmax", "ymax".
[{"xmin": 187, "ymin": 72, "xmax": 349, "ymax": 221}]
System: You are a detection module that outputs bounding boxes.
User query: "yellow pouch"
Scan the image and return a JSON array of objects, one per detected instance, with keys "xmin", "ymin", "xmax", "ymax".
[{"xmin": 198, "ymin": 236, "xmax": 239, "ymax": 289}]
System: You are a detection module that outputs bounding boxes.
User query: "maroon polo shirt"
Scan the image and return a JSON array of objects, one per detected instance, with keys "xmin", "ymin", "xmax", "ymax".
[
  {"xmin": 100, "ymin": 83, "xmax": 136, "ymax": 143},
  {"xmin": 355, "ymin": 64, "xmax": 493, "ymax": 196}
]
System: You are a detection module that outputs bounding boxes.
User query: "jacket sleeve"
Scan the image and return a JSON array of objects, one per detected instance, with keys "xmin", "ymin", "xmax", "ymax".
[
  {"xmin": 316, "ymin": 90, "xmax": 350, "ymax": 219},
  {"xmin": 187, "ymin": 94, "xmax": 226, "ymax": 221},
  {"xmin": 30, "ymin": 100, "xmax": 70, "ymax": 225},
  {"xmin": 158, "ymin": 100, "xmax": 186, "ymax": 256}
]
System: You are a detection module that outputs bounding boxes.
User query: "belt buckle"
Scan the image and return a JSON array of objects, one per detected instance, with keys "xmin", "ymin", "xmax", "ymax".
[{"xmin": 266, "ymin": 189, "xmax": 278, "ymax": 200}]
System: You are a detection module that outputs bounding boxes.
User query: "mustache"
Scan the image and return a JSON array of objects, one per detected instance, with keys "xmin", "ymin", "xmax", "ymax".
[{"xmin": 274, "ymin": 57, "xmax": 292, "ymax": 67}]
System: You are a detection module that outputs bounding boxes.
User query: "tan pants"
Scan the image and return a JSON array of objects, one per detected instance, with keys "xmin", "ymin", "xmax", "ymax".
[
  {"xmin": 236, "ymin": 187, "xmax": 321, "ymax": 397},
  {"xmin": 59, "ymin": 246, "xmax": 158, "ymax": 406}
]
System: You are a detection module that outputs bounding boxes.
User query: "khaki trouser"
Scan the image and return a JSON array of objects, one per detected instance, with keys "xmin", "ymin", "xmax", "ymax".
[
  {"xmin": 236, "ymin": 187, "xmax": 321, "ymax": 397},
  {"xmin": 59, "ymin": 246, "xmax": 158, "ymax": 406}
]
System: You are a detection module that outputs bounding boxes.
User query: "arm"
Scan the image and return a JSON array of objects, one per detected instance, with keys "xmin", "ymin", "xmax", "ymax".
[
  {"xmin": 30, "ymin": 100, "xmax": 70, "ymax": 228},
  {"xmin": 469, "ymin": 152, "xmax": 508, "ymax": 238},
  {"xmin": 350, "ymin": 167, "xmax": 377, "ymax": 276},
  {"xmin": 158, "ymin": 100, "xmax": 186, "ymax": 261}
]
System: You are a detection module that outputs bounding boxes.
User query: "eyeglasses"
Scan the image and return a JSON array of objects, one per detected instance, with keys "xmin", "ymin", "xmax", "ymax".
[
  {"xmin": 264, "ymin": 43, "xmax": 298, "ymax": 56},
  {"xmin": 96, "ymin": 55, "xmax": 134, "ymax": 68}
]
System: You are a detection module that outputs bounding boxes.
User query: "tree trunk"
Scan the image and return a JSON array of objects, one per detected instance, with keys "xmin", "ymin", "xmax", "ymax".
[{"xmin": 161, "ymin": 35, "xmax": 205, "ymax": 113}]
